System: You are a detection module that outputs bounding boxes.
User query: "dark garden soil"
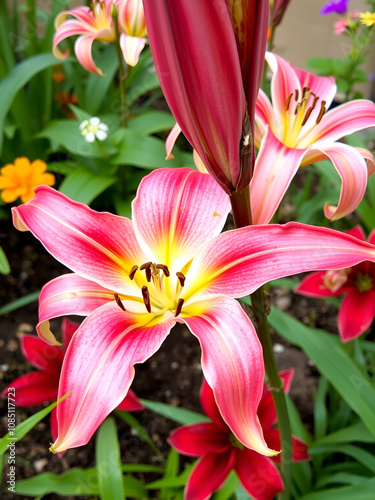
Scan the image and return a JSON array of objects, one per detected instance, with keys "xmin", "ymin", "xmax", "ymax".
[{"xmin": 0, "ymin": 216, "xmax": 339, "ymax": 499}]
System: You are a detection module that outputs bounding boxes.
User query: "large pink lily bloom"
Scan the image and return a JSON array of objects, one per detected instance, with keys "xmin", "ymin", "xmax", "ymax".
[
  {"xmin": 169, "ymin": 371, "xmax": 309, "ymax": 500},
  {"xmin": 12, "ymin": 168, "xmax": 375, "ymax": 454},
  {"xmin": 252, "ymin": 52, "xmax": 375, "ymax": 225},
  {"xmin": 53, "ymin": 0, "xmax": 147, "ymax": 75},
  {"xmin": 296, "ymin": 226, "xmax": 375, "ymax": 342},
  {"xmin": 143, "ymin": 0, "xmax": 268, "ymax": 193},
  {"xmin": 0, "ymin": 319, "xmax": 143, "ymax": 448}
]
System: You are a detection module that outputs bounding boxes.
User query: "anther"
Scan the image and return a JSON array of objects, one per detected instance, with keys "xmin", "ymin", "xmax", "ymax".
[
  {"xmin": 156, "ymin": 264, "xmax": 170, "ymax": 277},
  {"xmin": 294, "ymin": 89, "xmax": 299, "ymax": 101},
  {"xmin": 285, "ymin": 93, "xmax": 293, "ymax": 111},
  {"xmin": 141, "ymin": 286, "xmax": 151, "ymax": 313},
  {"xmin": 140, "ymin": 261, "xmax": 152, "ymax": 270},
  {"xmin": 145, "ymin": 267, "xmax": 152, "ymax": 282},
  {"xmin": 114, "ymin": 293, "xmax": 126, "ymax": 311},
  {"xmin": 302, "ymin": 86, "xmax": 310, "ymax": 97},
  {"xmin": 301, "ymin": 107, "xmax": 313, "ymax": 126},
  {"xmin": 294, "ymin": 102, "xmax": 301, "ymax": 115},
  {"xmin": 129, "ymin": 265, "xmax": 138, "ymax": 280},
  {"xmin": 176, "ymin": 272, "xmax": 186, "ymax": 287},
  {"xmin": 312, "ymin": 96, "xmax": 319, "ymax": 108},
  {"xmin": 316, "ymin": 100, "xmax": 326, "ymax": 124},
  {"xmin": 175, "ymin": 298, "xmax": 184, "ymax": 317}
]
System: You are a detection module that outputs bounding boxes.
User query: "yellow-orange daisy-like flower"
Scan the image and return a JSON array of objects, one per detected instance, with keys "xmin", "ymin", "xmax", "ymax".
[
  {"xmin": 0, "ymin": 158, "xmax": 55, "ymax": 203},
  {"xmin": 359, "ymin": 11, "xmax": 375, "ymax": 27}
]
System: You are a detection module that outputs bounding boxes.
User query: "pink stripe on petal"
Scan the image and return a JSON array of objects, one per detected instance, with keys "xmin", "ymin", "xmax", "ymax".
[
  {"xmin": 12, "ymin": 186, "xmax": 147, "ymax": 295},
  {"xmin": 235, "ymin": 447, "xmax": 284, "ymax": 500},
  {"xmin": 250, "ymin": 128, "xmax": 307, "ymax": 224},
  {"xmin": 293, "ymin": 65, "xmax": 336, "ymax": 111},
  {"xmin": 183, "ymin": 296, "xmax": 275, "ymax": 456},
  {"xmin": 20, "ymin": 334, "xmax": 63, "ymax": 375},
  {"xmin": 255, "ymin": 90, "xmax": 275, "ymax": 137},
  {"xmin": 74, "ymin": 34, "xmax": 104, "ymax": 75},
  {"xmin": 338, "ymin": 288, "xmax": 375, "ymax": 342},
  {"xmin": 61, "ymin": 318, "xmax": 80, "ymax": 349},
  {"xmin": 119, "ymin": 34, "xmax": 146, "ymax": 66},
  {"xmin": 132, "ymin": 168, "xmax": 230, "ymax": 272},
  {"xmin": 3, "ymin": 372, "xmax": 59, "ymax": 406},
  {"xmin": 168, "ymin": 423, "xmax": 230, "ymax": 457},
  {"xmin": 185, "ymin": 450, "xmax": 235, "ymax": 500},
  {"xmin": 52, "ymin": 303, "xmax": 173, "ymax": 452}
]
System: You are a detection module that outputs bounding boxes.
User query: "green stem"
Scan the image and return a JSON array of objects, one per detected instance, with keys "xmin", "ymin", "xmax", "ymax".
[
  {"xmin": 230, "ymin": 188, "xmax": 292, "ymax": 500},
  {"xmin": 114, "ymin": 13, "xmax": 128, "ymax": 127},
  {"xmin": 25, "ymin": 0, "xmax": 37, "ymax": 56}
]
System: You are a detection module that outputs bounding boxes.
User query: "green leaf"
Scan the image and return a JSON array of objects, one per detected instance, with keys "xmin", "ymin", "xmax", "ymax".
[
  {"xmin": 312, "ymin": 421, "xmax": 375, "ymax": 447},
  {"xmin": 299, "ymin": 477, "xmax": 375, "ymax": 500},
  {"xmin": 269, "ymin": 308, "xmax": 375, "ymax": 437},
  {"xmin": 0, "ymin": 53, "xmax": 63, "ymax": 154},
  {"xmin": 309, "ymin": 444, "xmax": 375, "ymax": 474},
  {"xmin": 285, "ymin": 396, "xmax": 312, "ymax": 445},
  {"xmin": 314, "ymin": 377, "xmax": 328, "ymax": 441},
  {"xmin": 0, "ymin": 291, "xmax": 40, "ymax": 316},
  {"xmin": 161, "ymin": 449, "xmax": 180, "ymax": 499},
  {"xmin": 142, "ymin": 399, "xmax": 209, "ymax": 425},
  {"xmin": 213, "ymin": 471, "xmax": 239, "ymax": 500},
  {"xmin": 0, "ymin": 395, "xmax": 69, "ymax": 456},
  {"xmin": 128, "ymin": 111, "xmax": 176, "ymax": 136},
  {"xmin": 15, "ymin": 468, "xmax": 100, "ymax": 496},
  {"xmin": 0, "ymin": 245, "xmax": 10, "ymax": 274},
  {"xmin": 121, "ymin": 464, "xmax": 164, "ymax": 474},
  {"xmin": 125, "ymin": 50, "xmax": 160, "ymax": 106},
  {"xmin": 59, "ymin": 167, "xmax": 116, "ymax": 205},
  {"xmin": 123, "ymin": 475, "xmax": 148, "ymax": 498},
  {"xmin": 96, "ymin": 417, "xmax": 125, "ymax": 500},
  {"xmin": 316, "ymin": 472, "xmax": 369, "ymax": 489}
]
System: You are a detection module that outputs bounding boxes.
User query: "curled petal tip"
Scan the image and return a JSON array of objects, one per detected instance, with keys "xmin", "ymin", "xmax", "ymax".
[{"xmin": 37, "ymin": 320, "xmax": 62, "ymax": 346}]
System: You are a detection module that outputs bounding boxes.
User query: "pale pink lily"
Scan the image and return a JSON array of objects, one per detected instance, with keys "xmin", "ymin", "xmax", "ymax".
[
  {"xmin": 0, "ymin": 319, "xmax": 143, "ymax": 449},
  {"xmin": 253, "ymin": 52, "xmax": 375, "ymax": 225},
  {"xmin": 53, "ymin": 0, "xmax": 147, "ymax": 75},
  {"xmin": 143, "ymin": 0, "xmax": 268, "ymax": 193},
  {"xmin": 296, "ymin": 226, "xmax": 375, "ymax": 342},
  {"xmin": 12, "ymin": 168, "xmax": 375, "ymax": 454},
  {"xmin": 169, "ymin": 371, "xmax": 309, "ymax": 500}
]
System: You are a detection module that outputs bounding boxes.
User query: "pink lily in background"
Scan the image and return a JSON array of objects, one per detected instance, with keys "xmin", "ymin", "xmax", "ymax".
[
  {"xmin": 143, "ymin": 0, "xmax": 268, "ymax": 193},
  {"xmin": 53, "ymin": 0, "xmax": 147, "ymax": 75},
  {"xmin": 296, "ymin": 226, "xmax": 375, "ymax": 342},
  {"xmin": 169, "ymin": 371, "xmax": 309, "ymax": 500},
  {"xmin": 0, "ymin": 319, "xmax": 143, "ymax": 447},
  {"xmin": 252, "ymin": 52, "xmax": 375, "ymax": 225},
  {"xmin": 12, "ymin": 168, "xmax": 375, "ymax": 454}
]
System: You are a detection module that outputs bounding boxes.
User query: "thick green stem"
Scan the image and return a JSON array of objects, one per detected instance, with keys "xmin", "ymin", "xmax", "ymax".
[
  {"xmin": 114, "ymin": 15, "xmax": 129, "ymax": 127},
  {"xmin": 230, "ymin": 188, "xmax": 292, "ymax": 500}
]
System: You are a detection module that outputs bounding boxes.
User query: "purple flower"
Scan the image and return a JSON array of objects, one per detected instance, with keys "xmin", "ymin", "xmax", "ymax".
[{"xmin": 320, "ymin": 0, "xmax": 350, "ymax": 15}]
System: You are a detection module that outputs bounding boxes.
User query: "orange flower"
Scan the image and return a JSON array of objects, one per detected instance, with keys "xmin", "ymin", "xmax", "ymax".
[{"xmin": 0, "ymin": 158, "xmax": 55, "ymax": 203}]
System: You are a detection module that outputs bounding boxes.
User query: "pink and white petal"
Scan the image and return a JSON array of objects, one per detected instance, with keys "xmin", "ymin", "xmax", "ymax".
[
  {"xmin": 12, "ymin": 186, "xmax": 147, "ymax": 295},
  {"xmin": 182, "ymin": 296, "xmax": 276, "ymax": 457},
  {"xmin": 301, "ymin": 100, "xmax": 375, "ymax": 147},
  {"xmin": 132, "ymin": 168, "xmax": 231, "ymax": 271},
  {"xmin": 53, "ymin": 19, "xmax": 95, "ymax": 60},
  {"xmin": 168, "ymin": 423, "xmax": 230, "ymax": 457},
  {"xmin": 258, "ymin": 369, "xmax": 295, "ymax": 430},
  {"xmin": 116, "ymin": 389, "xmax": 145, "ymax": 412},
  {"xmin": 165, "ymin": 123, "xmax": 181, "ymax": 160},
  {"xmin": 37, "ymin": 274, "xmax": 115, "ymax": 345},
  {"xmin": 119, "ymin": 34, "xmax": 146, "ymax": 67},
  {"xmin": 61, "ymin": 318, "xmax": 80, "ymax": 350},
  {"xmin": 356, "ymin": 147, "xmax": 375, "ymax": 177},
  {"xmin": 50, "ymin": 406, "xmax": 58, "ymax": 443},
  {"xmin": 200, "ymin": 378, "xmax": 226, "ymax": 427},
  {"xmin": 20, "ymin": 334, "xmax": 63, "ymax": 375},
  {"xmin": 255, "ymin": 89, "xmax": 275, "ymax": 136},
  {"xmin": 184, "ymin": 222, "xmax": 375, "ymax": 300},
  {"xmin": 54, "ymin": 7, "xmax": 95, "ymax": 30},
  {"xmin": 185, "ymin": 450, "xmax": 235, "ymax": 500},
  {"xmin": 74, "ymin": 34, "xmax": 105, "ymax": 75},
  {"xmin": 2, "ymin": 372, "xmax": 59, "ymax": 406},
  {"xmin": 338, "ymin": 288, "xmax": 375, "ymax": 342},
  {"xmin": 235, "ymin": 447, "xmax": 284, "ymax": 500},
  {"xmin": 293, "ymin": 66, "xmax": 336, "ymax": 113},
  {"xmin": 250, "ymin": 128, "xmax": 307, "ymax": 224},
  {"xmin": 296, "ymin": 271, "xmax": 342, "ymax": 298},
  {"xmin": 264, "ymin": 429, "xmax": 310, "ymax": 463},
  {"xmin": 51, "ymin": 303, "xmax": 174, "ymax": 453}
]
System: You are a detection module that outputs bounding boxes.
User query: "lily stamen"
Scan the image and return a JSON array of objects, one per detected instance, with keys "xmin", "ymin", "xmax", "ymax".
[
  {"xmin": 316, "ymin": 100, "xmax": 326, "ymax": 124},
  {"xmin": 176, "ymin": 272, "xmax": 186, "ymax": 287},
  {"xmin": 129, "ymin": 265, "xmax": 138, "ymax": 280},
  {"xmin": 156, "ymin": 264, "xmax": 170, "ymax": 277},
  {"xmin": 141, "ymin": 286, "xmax": 151, "ymax": 313},
  {"xmin": 285, "ymin": 93, "xmax": 293, "ymax": 111},
  {"xmin": 114, "ymin": 293, "xmax": 126, "ymax": 311},
  {"xmin": 175, "ymin": 298, "xmax": 184, "ymax": 317}
]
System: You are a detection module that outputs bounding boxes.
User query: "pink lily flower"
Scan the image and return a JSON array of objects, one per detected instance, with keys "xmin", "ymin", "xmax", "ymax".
[
  {"xmin": 296, "ymin": 226, "xmax": 375, "ymax": 342},
  {"xmin": 0, "ymin": 319, "xmax": 143, "ymax": 448},
  {"xmin": 143, "ymin": 0, "xmax": 268, "ymax": 193},
  {"xmin": 169, "ymin": 371, "xmax": 309, "ymax": 500},
  {"xmin": 12, "ymin": 168, "xmax": 375, "ymax": 454},
  {"xmin": 253, "ymin": 52, "xmax": 375, "ymax": 225},
  {"xmin": 53, "ymin": 0, "xmax": 147, "ymax": 75}
]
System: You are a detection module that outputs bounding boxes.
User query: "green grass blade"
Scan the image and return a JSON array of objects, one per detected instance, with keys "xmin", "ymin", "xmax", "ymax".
[{"xmin": 0, "ymin": 291, "xmax": 40, "ymax": 316}]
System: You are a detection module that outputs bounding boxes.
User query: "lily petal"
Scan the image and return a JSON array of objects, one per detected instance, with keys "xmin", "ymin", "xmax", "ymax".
[
  {"xmin": 52, "ymin": 303, "xmax": 173, "ymax": 452},
  {"xmin": 184, "ymin": 223, "xmax": 375, "ymax": 299},
  {"xmin": 74, "ymin": 33, "xmax": 108, "ymax": 75},
  {"xmin": 2, "ymin": 372, "xmax": 59, "ymax": 406},
  {"xmin": 296, "ymin": 271, "xmax": 350, "ymax": 297},
  {"xmin": 165, "ymin": 123, "xmax": 181, "ymax": 160},
  {"xmin": 338, "ymin": 288, "xmax": 375, "ymax": 342},
  {"xmin": 235, "ymin": 447, "xmax": 284, "ymax": 500},
  {"xmin": 200, "ymin": 378, "xmax": 226, "ymax": 427},
  {"xmin": 185, "ymin": 450, "xmax": 235, "ymax": 500},
  {"xmin": 116, "ymin": 389, "xmax": 145, "ymax": 412},
  {"xmin": 143, "ymin": 0, "xmax": 246, "ymax": 192},
  {"xmin": 264, "ymin": 429, "xmax": 310, "ymax": 463},
  {"xmin": 250, "ymin": 127, "xmax": 307, "ymax": 224},
  {"xmin": 61, "ymin": 318, "xmax": 79, "ymax": 349},
  {"xmin": 183, "ymin": 296, "xmax": 275, "ymax": 456},
  {"xmin": 20, "ymin": 334, "xmax": 63, "ymax": 375},
  {"xmin": 12, "ymin": 186, "xmax": 147, "ymax": 295},
  {"xmin": 168, "ymin": 423, "xmax": 230, "ymax": 457},
  {"xmin": 258, "ymin": 369, "xmax": 294, "ymax": 430},
  {"xmin": 119, "ymin": 34, "xmax": 146, "ymax": 67},
  {"xmin": 132, "ymin": 168, "xmax": 230, "ymax": 271}
]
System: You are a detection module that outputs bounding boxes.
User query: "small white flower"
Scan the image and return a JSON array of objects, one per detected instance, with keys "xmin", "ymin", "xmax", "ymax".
[{"xmin": 79, "ymin": 117, "xmax": 108, "ymax": 143}]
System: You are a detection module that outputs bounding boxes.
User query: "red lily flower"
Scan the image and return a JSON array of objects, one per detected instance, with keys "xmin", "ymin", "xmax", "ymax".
[
  {"xmin": 169, "ymin": 371, "xmax": 309, "ymax": 500},
  {"xmin": 296, "ymin": 226, "xmax": 375, "ymax": 342},
  {"xmin": 1, "ymin": 318, "xmax": 144, "ymax": 447}
]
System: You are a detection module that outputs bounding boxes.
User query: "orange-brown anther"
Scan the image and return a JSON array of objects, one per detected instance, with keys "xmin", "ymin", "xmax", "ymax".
[
  {"xmin": 145, "ymin": 267, "xmax": 152, "ymax": 282},
  {"xmin": 301, "ymin": 107, "xmax": 313, "ymax": 126},
  {"xmin": 175, "ymin": 298, "xmax": 184, "ymax": 317},
  {"xmin": 129, "ymin": 265, "xmax": 138, "ymax": 280},
  {"xmin": 316, "ymin": 100, "xmax": 326, "ymax": 124},
  {"xmin": 114, "ymin": 293, "xmax": 126, "ymax": 311},
  {"xmin": 141, "ymin": 286, "xmax": 151, "ymax": 313},
  {"xmin": 140, "ymin": 261, "xmax": 152, "ymax": 270},
  {"xmin": 285, "ymin": 93, "xmax": 293, "ymax": 111},
  {"xmin": 156, "ymin": 264, "xmax": 170, "ymax": 277},
  {"xmin": 294, "ymin": 89, "xmax": 299, "ymax": 101},
  {"xmin": 176, "ymin": 272, "xmax": 186, "ymax": 287}
]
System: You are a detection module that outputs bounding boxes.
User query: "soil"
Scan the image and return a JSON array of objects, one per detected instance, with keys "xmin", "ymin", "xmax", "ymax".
[{"xmin": 0, "ymin": 215, "xmax": 336, "ymax": 499}]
